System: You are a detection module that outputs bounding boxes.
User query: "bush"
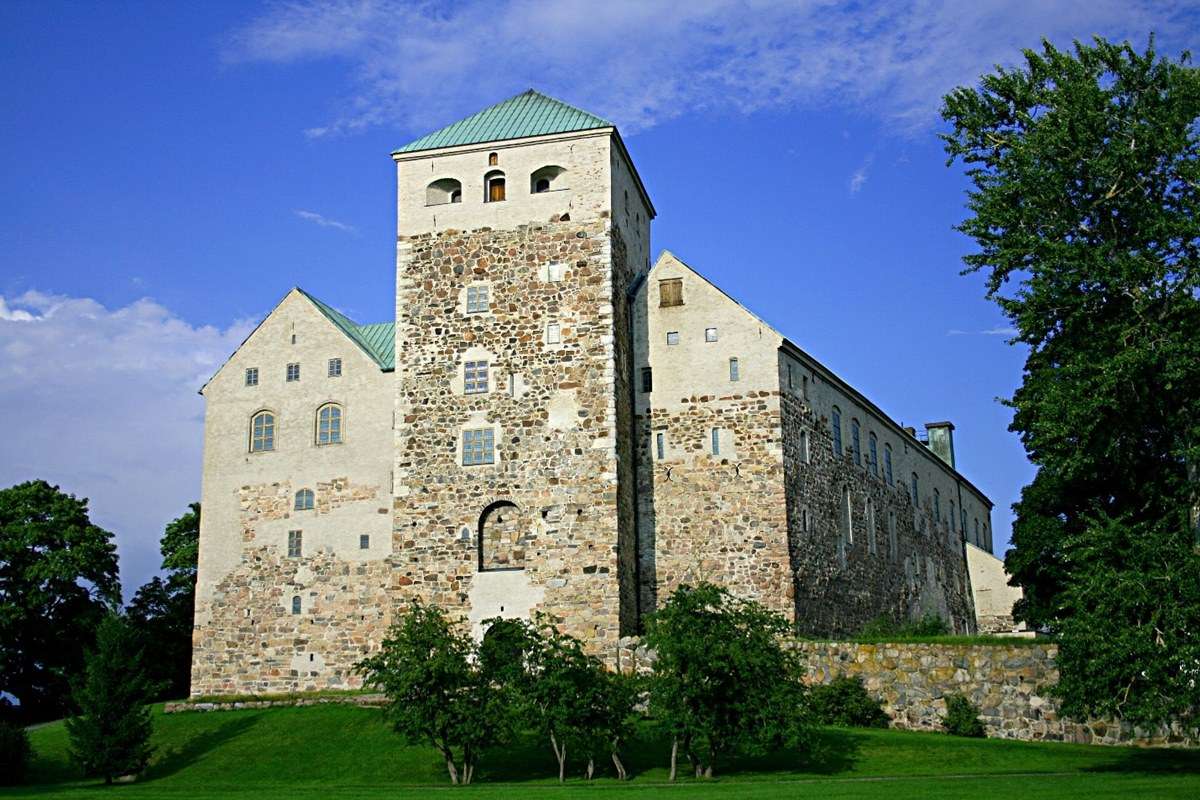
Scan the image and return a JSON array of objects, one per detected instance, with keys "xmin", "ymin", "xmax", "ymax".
[
  {"xmin": 810, "ymin": 677, "xmax": 889, "ymax": 728},
  {"xmin": 857, "ymin": 612, "xmax": 950, "ymax": 639},
  {"xmin": 943, "ymin": 693, "xmax": 986, "ymax": 737},
  {"xmin": 0, "ymin": 720, "xmax": 32, "ymax": 785}
]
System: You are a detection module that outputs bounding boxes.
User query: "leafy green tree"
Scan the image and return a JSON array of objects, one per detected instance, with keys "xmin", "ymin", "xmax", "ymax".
[
  {"xmin": 355, "ymin": 601, "xmax": 514, "ymax": 785},
  {"xmin": 0, "ymin": 719, "xmax": 32, "ymax": 785},
  {"xmin": 942, "ymin": 38, "xmax": 1200, "ymax": 725},
  {"xmin": 0, "ymin": 480, "xmax": 120, "ymax": 723},
  {"xmin": 127, "ymin": 503, "xmax": 200, "ymax": 700},
  {"xmin": 810, "ymin": 676, "xmax": 889, "ymax": 728},
  {"xmin": 65, "ymin": 613, "xmax": 155, "ymax": 784},
  {"xmin": 581, "ymin": 668, "xmax": 640, "ymax": 781},
  {"xmin": 645, "ymin": 583, "xmax": 812, "ymax": 779}
]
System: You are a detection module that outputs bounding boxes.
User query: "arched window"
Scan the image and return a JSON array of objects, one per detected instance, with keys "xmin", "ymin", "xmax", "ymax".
[
  {"xmin": 426, "ymin": 178, "xmax": 462, "ymax": 206},
  {"xmin": 934, "ymin": 488, "xmax": 941, "ymax": 520},
  {"xmin": 911, "ymin": 473, "xmax": 920, "ymax": 507},
  {"xmin": 316, "ymin": 403, "xmax": 343, "ymax": 445},
  {"xmin": 478, "ymin": 500, "xmax": 526, "ymax": 571},
  {"xmin": 250, "ymin": 411, "xmax": 275, "ymax": 452},
  {"xmin": 868, "ymin": 432, "xmax": 879, "ymax": 477},
  {"xmin": 831, "ymin": 407, "xmax": 843, "ymax": 456},
  {"xmin": 488, "ymin": 152, "xmax": 498, "ymax": 166},
  {"xmin": 291, "ymin": 595, "xmax": 301, "ymax": 615},
  {"xmin": 884, "ymin": 444, "xmax": 894, "ymax": 485},
  {"xmin": 530, "ymin": 165, "xmax": 567, "ymax": 193},
  {"xmin": 484, "ymin": 170, "xmax": 505, "ymax": 202},
  {"xmin": 294, "ymin": 489, "xmax": 314, "ymax": 511},
  {"xmin": 851, "ymin": 419, "xmax": 862, "ymax": 466}
]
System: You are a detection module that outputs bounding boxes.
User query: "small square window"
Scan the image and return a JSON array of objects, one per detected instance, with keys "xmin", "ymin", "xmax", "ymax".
[
  {"xmin": 705, "ymin": 327, "xmax": 718, "ymax": 342},
  {"xmin": 462, "ymin": 428, "xmax": 495, "ymax": 466},
  {"xmin": 464, "ymin": 361, "xmax": 489, "ymax": 394},
  {"xmin": 659, "ymin": 278, "xmax": 683, "ymax": 307},
  {"xmin": 328, "ymin": 358, "xmax": 342, "ymax": 378},
  {"xmin": 287, "ymin": 530, "xmax": 302, "ymax": 558},
  {"xmin": 466, "ymin": 285, "xmax": 490, "ymax": 313},
  {"xmin": 666, "ymin": 331, "xmax": 679, "ymax": 346},
  {"xmin": 359, "ymin": 534, "xmax": 370, "ymax": 550},
  {"xmin": 641, "ymin": 367, "xmax": 653, "ymax": 393},
  {"xmin": 544, "ymin": 262, "xmax": 565, "ymax": 283},
  {"xmin": 245, "ymin": 367, "xmax": 259, "ymax": 386},
  {"xmin": 286, "ymin": 363, "xmax": 300, "ymax": 382},
  {"xmin": 546, "ymin": 322, "xmax": 561, "ymax": 344}
]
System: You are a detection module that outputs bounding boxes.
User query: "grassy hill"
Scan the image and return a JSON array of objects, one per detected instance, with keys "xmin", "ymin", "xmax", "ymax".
[{"xmin": 7, "ymin": 703, "xmax": 1199, "ymax": 799}]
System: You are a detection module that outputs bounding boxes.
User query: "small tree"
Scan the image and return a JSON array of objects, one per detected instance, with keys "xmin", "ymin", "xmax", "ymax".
[
  {"xmin": 645, "ymin": 583, "xmax": 812, "ymax": 779},
  {"xmin": 943, "ymin": 694, "xmax": 986, "ymax": 737},
  {"xmin": 65, "ymin": 613, "xmax": 155, "ymax": 784},
  {"xmin": 0, "ymin": 719, "xmax": 32, "ymax": 785},
  {"xmin": 810, "ymin": 676, "xmax": 889, "ymax": 728},
  {"xmin": 584, "ymin": 669, "xmax": 640, "ymax": 780},
  {"xmin": 355, "ymin": 601, "xmax": 513, "ymax": 785}
]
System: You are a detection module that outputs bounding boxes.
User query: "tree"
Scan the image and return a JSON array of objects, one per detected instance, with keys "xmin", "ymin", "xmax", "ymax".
[
  {"xmin": 127, "ymin": 503, "xmax": 200, "ymax": 700},
  {"xmin": 355, "ymin": 601, "xmax": 514, "ymax": 785},
  {"xmin": 0, "ymin": 480, "xmax": 120, "ymax": 723},
  {"xmin": 65, "ymin": 613, "xmax": 155, "ymax": 784},
  {"xmin": 942, "ymin": 38, "xmax": 1200, "ymax": 725},
  {"xmin": 644, "ymin": 583, "xmax": 812, "ymax": 779}
]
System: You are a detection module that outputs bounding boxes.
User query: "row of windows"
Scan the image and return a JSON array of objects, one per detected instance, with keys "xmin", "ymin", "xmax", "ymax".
[
  {"xmin": 831, "ymin": 407, "xmax": 896, "ymax": 485},
  {"xmin": 246, "ymin": 358, "xmax": 341, "ymax": 387},
  {"xmin": 286, "ymin": 529, "xmax": 371, "ymax": 559},
  {"xmin": 425, "ymin": 159, "xmax": 567, "ymax": 206},
  {"xmin": 640, "ymin": 357, "xmax": 739, "ymax": 393},
  {"xmin": 249, "ymin": 404, "xmax": 342, "ymax": 452},
  {"xmin": 651, "ymin": 428, "xmax": 730, "ymax": 460},
  {"xmin": 663, "ymin": 326, "xmax": 720, "ymax": 346}
]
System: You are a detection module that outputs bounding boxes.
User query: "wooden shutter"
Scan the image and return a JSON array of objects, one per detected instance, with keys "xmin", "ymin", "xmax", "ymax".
[{"xmin": 659, "ymin": 278, "xmax": 683, "ymax": 307}]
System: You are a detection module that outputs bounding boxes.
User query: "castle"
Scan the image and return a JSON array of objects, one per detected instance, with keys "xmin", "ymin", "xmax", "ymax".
[{"xmin": 191, "ymin": 90, "xmax": 995, "ymax": 696}]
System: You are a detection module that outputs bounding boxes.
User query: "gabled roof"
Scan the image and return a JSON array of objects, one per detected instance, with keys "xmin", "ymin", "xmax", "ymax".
[
  {"xmin": 393, "ymin": 90, "xmax": 612, "ymax": 155},
  {"xmin": 296, "ymin": 288, "xmax": 394, "ymax": 370}
]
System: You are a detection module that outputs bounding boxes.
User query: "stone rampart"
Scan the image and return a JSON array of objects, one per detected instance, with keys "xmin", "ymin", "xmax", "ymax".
[{"xmin": 800, "ymin": 640, "xmax": 1195, "ymax": 747}]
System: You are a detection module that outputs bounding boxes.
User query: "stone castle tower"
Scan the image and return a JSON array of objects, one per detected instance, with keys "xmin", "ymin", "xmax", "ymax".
[
  {"xmin": 189, "ymin": 91, "xmax": 995, "ymax": 697},
  {"xmin": 389, "ymin": 90, "xmax": 653, "ymax": 643}
]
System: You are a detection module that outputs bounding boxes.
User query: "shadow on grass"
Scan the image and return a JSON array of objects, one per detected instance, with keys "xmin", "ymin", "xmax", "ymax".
[
  {"xmin": 476, "ymin": 724, "xmax": 863, "ymax": 784},
  {"xmin": 144, "ymin": 714, "xmax": 261, "ymax": 781},
  {"xmin": 1083, "ymin": 745, "xmax": 1200, "ymax": 775}
]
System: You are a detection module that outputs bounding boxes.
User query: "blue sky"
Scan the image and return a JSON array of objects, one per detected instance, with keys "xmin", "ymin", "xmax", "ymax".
[{"xmin": 1, "ymin": 1, "xmax": 1196, "ymax": 597}]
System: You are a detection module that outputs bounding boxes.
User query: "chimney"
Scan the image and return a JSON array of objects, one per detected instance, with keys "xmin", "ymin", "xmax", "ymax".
[
  {"xmin": 924, "ymin": 421, "xmax": 956, "ymax": 469},
  {"xmin": 903, "ymin": 426, "xmax": 917, "ymax": 438}
]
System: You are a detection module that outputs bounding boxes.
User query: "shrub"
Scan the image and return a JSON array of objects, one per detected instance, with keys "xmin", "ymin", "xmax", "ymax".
[
  {"xmin": 856, "ymin": 612, "xmax": 950, "ymax": 639},
  {"xmin": 943, "ymin": 693, "xmax": 986, "ymax": 737},
  {"xmin": 810, "ymin": 677, "xmax": 889, "ymax": 728},
  {"xmin": 0, "ymin": 720, "xmax": 32, "ymax": 785}
]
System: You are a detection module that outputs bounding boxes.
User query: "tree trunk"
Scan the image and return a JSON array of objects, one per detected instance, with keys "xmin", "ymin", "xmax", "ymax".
[
  {"xmin": 440, "ymin": 745, "xmax": 459, "ymax": 785},
  {"xmin": 587, "ymin": 757, "xmax": 595, "ymax": 780},
  {"xmin": 669, "ymin": 737, "xmax": 678, "ymax": 782},
  {"xmin": 550, "ymin": 732, "xmax": 566, "ymax": 783},
  {"xmin": 611, "ymin": 741, "xmax": 627, "ymax": 780}
]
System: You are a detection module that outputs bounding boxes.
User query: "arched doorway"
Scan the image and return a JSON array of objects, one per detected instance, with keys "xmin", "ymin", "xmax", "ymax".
[{"xmin": 477, "ymin": 500, "xmax": 528, "ymax": 571}]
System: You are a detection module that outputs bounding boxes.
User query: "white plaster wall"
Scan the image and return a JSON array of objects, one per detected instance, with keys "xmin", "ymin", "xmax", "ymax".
[
  {"xmin": 394, "ymin": 131, "xmax": 615, "ymax": 237},
  {"xmin": 195, "ymin": 290, "xmax": 394, "ymax": 623},
  {"xmin": 966, "ymin": 542, "xmax": 1025, "ymax": 628}
]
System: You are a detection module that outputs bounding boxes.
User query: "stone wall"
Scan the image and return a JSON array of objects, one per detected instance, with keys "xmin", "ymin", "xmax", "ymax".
[
  {"xmin": 783, "ymin": 391, "xmax": 976, "ymax": 636},
  {"xmin": 800, "ymin": 641, "xmax": 1195, "ymax": 747},
  {"xmin": 393, "ymin": 216, "xmax": 634, "ymax": 650}
]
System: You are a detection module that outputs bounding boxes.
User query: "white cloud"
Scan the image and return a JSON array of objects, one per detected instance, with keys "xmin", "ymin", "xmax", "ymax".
[
  {"xmin": 849, "ymin": 154, "xmax": 873, "ymax": 196},
  {"xmin": 947, "ymin": 326, "xmax": 1019, "ymax": 336},
  {"xmin": 224, "ymin": 0, "xmax": 1193, "ymax": 137},
  {"xmin": 295, "ymin": 209, "xmax": 356, "ymax": 233},
  {"xmin": 0, "ymin": 291, "xmax": 254, "ymax": 598}
]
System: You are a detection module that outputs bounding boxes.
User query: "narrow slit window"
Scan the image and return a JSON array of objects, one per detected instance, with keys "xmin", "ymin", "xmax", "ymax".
[
  {"xmin": 911, "ymin": 473, "xmax": 920, "ymax": 507},
  {"xmin": 851, "ymin": 419, "xmax": 862, "ymax": 466},
  {"xmin": 655, "ymin": 432, "xmax": 665, "ymax": 460},
  {"xmin": 641, "ymin": 367, "xmax": 653, "ymax": 393},
  {"xmin": 291, "ymin": 595, "xmax": 301, "ymax": 615},
  {"xmin": 868, "ymin": 433, "xmax": 879, "ymax": 477},
  {"xmin": 885, "ymin": 445, "xmax": 894, "ymax": 486},
  {"xmin": 729, "ymin": 357, "xmax": 739, "ymax": 381},
  {"xmin": 711, "ymin": 428, "xmax": 720, "ymax": 456},
  {"xmin": 831, "ymin": 406, "xmax": 843, "ymax": 456}
]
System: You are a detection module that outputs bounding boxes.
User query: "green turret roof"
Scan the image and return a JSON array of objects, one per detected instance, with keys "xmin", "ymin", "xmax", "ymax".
[{"xmin": 393, "ymin": 90, "xmax": 612, "ymax": 155}]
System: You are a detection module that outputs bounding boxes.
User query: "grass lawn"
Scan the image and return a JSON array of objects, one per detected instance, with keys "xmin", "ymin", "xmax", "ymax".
[{"xmin": 7, "ymin": 703, "xmax": 1198, "ymax": 799}]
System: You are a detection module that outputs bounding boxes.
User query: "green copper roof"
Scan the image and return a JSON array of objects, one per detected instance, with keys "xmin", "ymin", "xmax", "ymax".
[
  {"xmin": 393, "ymin": 90, "xmax": 612, "ymax": 155},
  {"xmin": 297, "ymin": 288, "xmax": 394, "ymax": 371}
]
